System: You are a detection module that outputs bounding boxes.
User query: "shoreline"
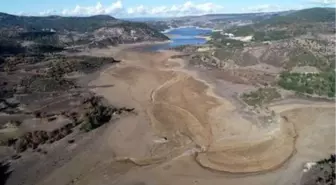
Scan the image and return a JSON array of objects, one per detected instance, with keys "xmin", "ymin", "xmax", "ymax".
[
  {"xmin": 114, "ymin": 40, "xmax": 172, "ymax": 50},
  {"xmin": 194, "ymin": 35, "xmax": 212, "ymax": 41},
  {"xmin": 161, "ymin": 26, "xmax": 215, "ymax": 34},
  {"xmin": 159, "ymin": 26, "xmax": 215, "ymax": 45}
]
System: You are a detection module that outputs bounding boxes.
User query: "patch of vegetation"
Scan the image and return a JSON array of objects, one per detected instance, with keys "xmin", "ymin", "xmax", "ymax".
[
  {"xmin": 0, "ymin": 13, "xmax": 117, "ymax": 32},
  {"xmin": 317, "ymin": 154, "xmax": 335, "ymax": 165},
  {"xmin": 228, "ymin": 25, "xmax": 255, "ymax": 36},
  {"xmin": 214, "ymin": 26, "xmax": 293, "ymax": 44},
  {"xmin": 3, "ymin": 54, "xmax": 46, "ymax": 65},
  {"xmin": 225, "ymin": 26, "xmax": 292, "ymax": 42},
  {"xmin": 0, "ymin": 81, "xmax": 16, "ymax": 99},
  {"xmin": 223, "ymin": 8, "xmax": 335, "ymax": 41},
  {"xmin": 110, "ymin": 22, "xmax": 169, "ymax": 40},
  {"xmin": 0, "ymin": 95, "xmax": 134, "ymax": 152},
  {"xmin": 0, "ymin": 38, "xmax": 63, "ymax": 57},
  {"xmin": 146, "ymin": 21, "xmax": 170, "ymax": 32},
  {"xmin": 18, "ymin": 31, "xmax": 56, "ymax": 40},
  {"xmin": 253, "ymin": 30, "xmax": 291, "ymax": 41},
  {"xmin": 213, "ymin": 48, "xmax": 235, "ymax": 60},
  {"xmin": 0, "ymin": 99, "xmax": 20, "ymax": 114},
  {"xmin": 48, "ymin": 56, "xmax": 120, "ymax": 75},
  {"xmin": 28, "ymin": 44, "xmax": 64, "ymax": 53},
  {"xmin": 80, "ymin": 96, "xmax": 113, "ymax": 132},
  {"xmin": 17, "ymin": 31, "xmax": 60, "ymax": 45},
  {"xmin": 210, "ymin": 31, "xmax": 222, "ymax": 40},
  {"xmin": 20, "ymin": 75, "xmax": 76, "ymax": 93},
  {"xmin": 208, "ymin": 38, "xmax": 244, "ymax": 48},
  {"xmin": 171, "ymin": 45, "xmax": 200, "ymax": 53},
  {"xmin": 19, "ymin": 56, "xmax": 119, "ymax": 93},
  {"xmin": 278, "ymin": 71, "xmax": 335, "ymax": 97},
  {"xmin": 325, "ymin": 55, "xmax": 336, "ymax": 69},
  {"xmin": 79, "ymin": 96, "xmax": 134, "ymax": 132},
  {"xmin": 241, "ymin": 88, "xmax": 281, "ymax": 106},
  {"xmin": 0, "ymin": 161, "xmax": 12, "ymax": 185},
  {"xmin": 6, "ymin": 125, "xmax": 74, "ymax": 153},
  {"xmin": 40, "ymin": 15, "xmax": 164, "ymax": 38},
  {"xmin": 287, "ymin": 51, "xmax": 328, "ymax": 70},
  {"xmin": 0, "ymin": 39, "xmax": 25, "ymax": 55},
  {"xmin": 0, "ymin": 13, "xmax": 169, "ymax": 48},
  {"xmin": 259, "ymin": 8, "xmax": 335, "ymax": 26},
  {"xmin": 209, "ymin": 31, "xmax": 245, "ymax": 48},
  {"xmin": 189, "ymin": 53, "xmax": 219, "ymax": 68},
  {"xmin": 304, "ymin": 154, "xmax": 335, "ymax": 185}
]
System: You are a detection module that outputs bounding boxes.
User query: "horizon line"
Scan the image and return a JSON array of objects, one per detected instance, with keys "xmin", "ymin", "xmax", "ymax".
[{"xmin": 2, "ymin": 6, "xmax": 334, "ymax": 19}]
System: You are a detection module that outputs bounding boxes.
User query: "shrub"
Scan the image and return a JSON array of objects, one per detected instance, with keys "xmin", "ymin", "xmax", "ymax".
[
  {"xmin": 278, "ymin": 71, "xmax": 335, "ymax": 97},
  {"xmin": 80, "ymin": 104, "xmax": 112, "ymax": 132},
  {"xmin": 241, "ymin": 88, "xmax": 281, "ymax": 106}
]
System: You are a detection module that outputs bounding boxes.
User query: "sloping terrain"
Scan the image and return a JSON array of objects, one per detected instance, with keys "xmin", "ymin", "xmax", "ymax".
[
  {"xmin": 34, "ymin": 48, "xmax": 334, "ymax": 185},
  {"xmin": 259, "ymin": 8, "xmax": 336, "ymax": 25},
  {"xmin": 0, "ymin": 40, "xmax": 334, "ymax": 185},
  {"xmin": 224, "ymin": 8, "xmax": 335, "ymax": 40},
  {"xmin": 0, "ymin": 13, "xmax": 169, "ymax": 49},
  {"xmin": 0, "ymin": 6, "xmax": 334, "ymax": 185},
  {"xmin": 181, "ymin": 8, "xmax": 335, "ymax": 101},
  {"xmin": 146, "ymin": 11, "xmax": 285, "ymax": 31},
  {"xmin": 82, "ymin": 50, "xmax": 297, "ymax": 174},
  {"xmin": 0, "ymin": 44, "xmax": 137, "ymax": 185}
]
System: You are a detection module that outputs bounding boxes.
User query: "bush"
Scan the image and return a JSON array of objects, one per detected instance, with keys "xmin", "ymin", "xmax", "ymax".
[
  {"xmin": 278, "ymin": 71, "xmax": 335, "ymax": 97},
  {"xmin": 228, "ymin": 26, "xmax": 255, "ymax": 36},
  {"xmin": 286, "ymin": 49, "xmax": 330, "ymax": 71},
  {"xmin": 241, "ymin": 88, "xmax": 281, "ymax": 106},
  {"xmin": 79, "ymin": 96, "xmax": 134, "ymax": 132},
  {"xmin": 80, "ymin": 96, "xmax": 113, "ymax": 132},
  {"xmin": 253, "ymin": 30, "xmax": 291, "ymax": 41},
  {"xmin": 209, "ymin": 38, "xmax": 244, "ymax": 48},
  {"xmin": 0, "ymin": 39, "xmax": 25, "ymax": 55}
]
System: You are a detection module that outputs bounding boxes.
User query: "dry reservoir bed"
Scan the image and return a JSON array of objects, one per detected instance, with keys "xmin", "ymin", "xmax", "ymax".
[
  {"xmin": 56, "ymin": 49, "xmax": 334, "ymax": 185},
  {"xmin": 79, "ymin": 48, "xmax": 332, "ymax": 182}
]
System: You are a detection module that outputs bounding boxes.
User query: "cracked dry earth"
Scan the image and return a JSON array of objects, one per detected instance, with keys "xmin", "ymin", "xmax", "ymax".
[{"xmin": 40, "ymin": 49, "xmax": 335, "ymax": 185}]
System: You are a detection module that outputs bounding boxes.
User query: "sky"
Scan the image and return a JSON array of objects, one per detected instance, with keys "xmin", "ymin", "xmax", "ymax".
[{"xmin": 0, "ymin": 0, "xmax": 335, "ymax": 17}]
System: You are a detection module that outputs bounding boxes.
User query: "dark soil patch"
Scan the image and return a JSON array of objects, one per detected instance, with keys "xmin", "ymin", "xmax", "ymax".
[{"xmin": 301, "ymin": 154, "xmax": 335, "ymax": 185}]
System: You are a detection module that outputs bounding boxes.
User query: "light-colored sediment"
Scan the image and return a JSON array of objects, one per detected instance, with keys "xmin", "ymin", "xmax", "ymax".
[
  {"xmin": 39, "ymin": 47, "xmax": 334, "ymax": 185},
  {"xmin": 88, "ymin": 48, "xmax": 330, "ymax": 174}
]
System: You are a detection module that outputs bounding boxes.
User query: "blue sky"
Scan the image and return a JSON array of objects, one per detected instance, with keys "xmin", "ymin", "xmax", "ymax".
[{"xmin": 1, "ymin": 0, "xmax": 335, "ymax": 17}]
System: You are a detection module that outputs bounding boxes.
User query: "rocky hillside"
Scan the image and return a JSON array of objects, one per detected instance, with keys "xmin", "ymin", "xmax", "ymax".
[{"xmin": 0, "ymin": 13, "xmax": 169, "ymax": 49}]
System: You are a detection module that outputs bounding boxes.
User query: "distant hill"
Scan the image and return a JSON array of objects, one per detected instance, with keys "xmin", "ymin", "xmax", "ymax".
[
  {"xmin": 0, "ymin": 13, "xmax": 121, "ymax": 32},
  {"xmin": 259, "ymin": 7, "xmax": 335, "ymax": 25},
  {"xmin": 223, "ymin": 8, "xmax": 335, "ymax": 41},
  {"xmin": 0, "ymin": 12, "xmax": 169, "ymax": 49}
]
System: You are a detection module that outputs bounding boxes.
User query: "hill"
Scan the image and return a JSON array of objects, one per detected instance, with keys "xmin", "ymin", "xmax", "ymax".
[
  {"xmin": 0, "ymin": 13, "xmax": 120, "ymax": 32},
  {"xmin": 0, "ymin": 13, "xmax": 169, "ymax": 49},
  {"xmin": 221, "ymin": 8, "xmax": 335, "ymax": 41},
  {"xmin": 259, "ymin": 7, "xmax": 335, "ymax": 25}
]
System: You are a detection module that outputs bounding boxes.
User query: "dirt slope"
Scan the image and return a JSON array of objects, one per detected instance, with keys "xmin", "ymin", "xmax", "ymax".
[
  {"xmin": 36, "ymin": 48, "xmax": 334, "ymax": 185},
  {"xmin": 85, "ymin": 49, "xmax": 300, "ymax": 173}
]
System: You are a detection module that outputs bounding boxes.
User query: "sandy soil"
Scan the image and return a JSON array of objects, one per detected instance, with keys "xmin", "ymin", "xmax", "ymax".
[
  {"xmin": 36, "ymin": 48, "xmax": 335, "ymax": 185},
  {"xmin": 86, "ymin": 49, "xmax": 296, "ymax": 173}
]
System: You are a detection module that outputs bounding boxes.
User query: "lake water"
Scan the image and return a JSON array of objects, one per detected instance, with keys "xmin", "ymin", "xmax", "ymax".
[{"xmin": 137, "ymin": 27, "xmax": 212, "ymax": 51}]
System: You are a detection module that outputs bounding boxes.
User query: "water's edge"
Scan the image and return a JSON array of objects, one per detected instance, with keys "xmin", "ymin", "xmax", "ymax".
[{"xmin": 144, "ymin": 27, "xmax": 213, "ymax": 51}]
